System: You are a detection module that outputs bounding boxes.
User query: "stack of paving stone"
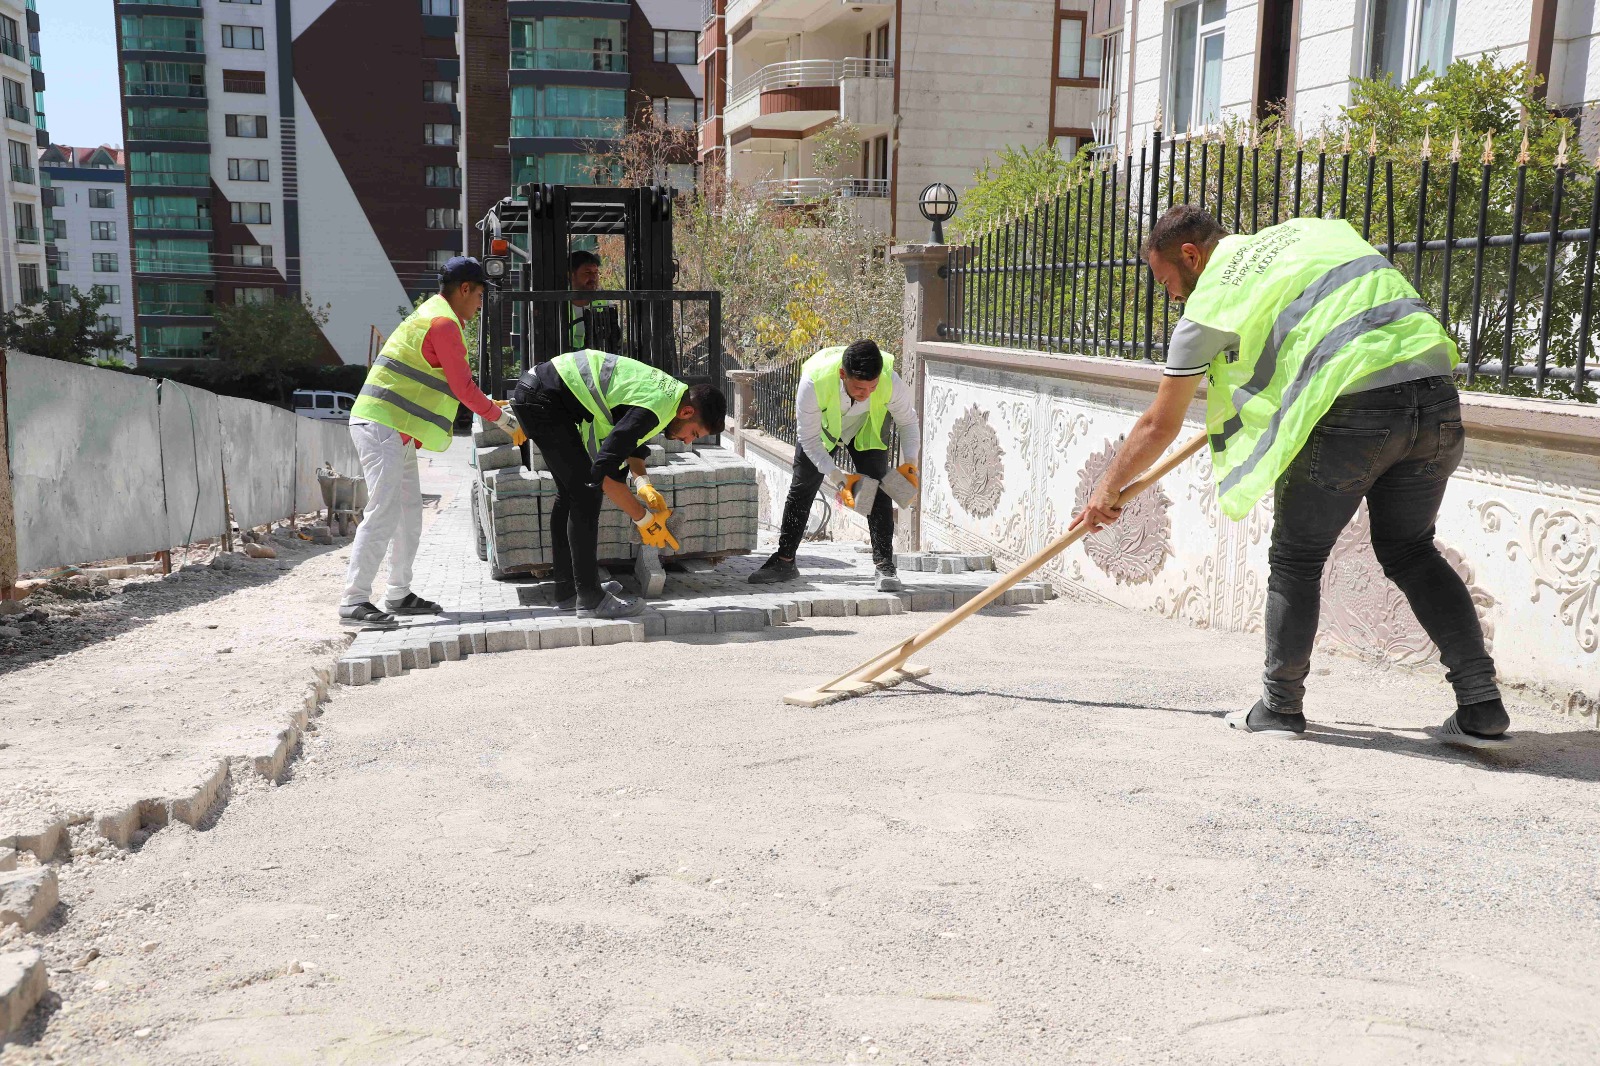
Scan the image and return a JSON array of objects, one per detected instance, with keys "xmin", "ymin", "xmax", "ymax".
[{"xmin": 471, "ymin": 414, "xmax": 759, "ymax": 578}]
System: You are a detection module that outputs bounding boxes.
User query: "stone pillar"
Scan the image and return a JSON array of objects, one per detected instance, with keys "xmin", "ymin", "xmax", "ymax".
[
  {"xmin": 725, "ymin": 369, "xmax": 758, "ymax": 457},
  {"xmin": 889, "ymin": 244, "xmax": 950, "ymax": 552},
  {"xmin": 0, "ymin": 351, "xmax": 14, "ymax": 601}
]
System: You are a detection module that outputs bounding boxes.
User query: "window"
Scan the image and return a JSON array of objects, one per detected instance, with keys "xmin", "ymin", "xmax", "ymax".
[
  {"xmin": 231, "ymin": 201, "xmax": 271, "ymax": 224},
  {"xmin": 864, "ymin": 22, "xmax": 891, "ymax": 60},
  {"xmin": 7, "ymin": 138, "xmax": 33, "ymax": 183},
  {"xmin": 139, "ymin": 324, "xmax": 212, "ymax": 360},
  {"xmin": 91, "ymin": 221, "xmax": 118, "ymax": 241},
  {"xmin": 119, "ymin": 14, "xmax": 203, "ymax": 53},
  {"xmin": 125, "ymin": 61, "xmax": 206, "ymax": 98},
  {"xmin": 228, "ymin": 157, "xmax": 270, "ymax": 181},
  {"xmin": 1057, "ymin": 9, "xmax": 1102, "ymax": 83},
  {"xmin": 55, "ymin": 249, "xmax": 70, "ymax": 271},
  {"xmin": 91, "ymin": 189, "xmax": 117, "ymax": 209},
  {"xmin": 221, "ymin": 0, "xmax": 264, "ymax": 5},
  {"xmin": 421, "ymin": 0, "xmax": 458, "ymax": 13},
  {"xmin": 13, "ymin": 202, "xmax": 37, "ymax": 242},
  {"xmin": 427, "ymin": 207, "xmax": 461, "ymax": 229},
  {"xmin": 93, "ymin": 252, "xmax": 121, "ymax": 272},
  {"xmin": 510, "ymin": 18, "xmax": 627, "ymax": 72},
  {"xmin": 0, "ymin": 16, "xmax": 21, "ymax": 63},
  {"xmin": 127, "ymin": 106, "xmax": 208, "ymax": 142},
  {"xmin": 233, "ymin": 243, "xmax": 273, "ymax": 266},
  {"xmin": 510, "ymin": 86, "xmax": 625, "ymax": 139},
  {"xmin": 222, "ymin": 69, "xmax": 267, "ymax": 94},
  {"xmin": 513, "ymin": 154, "xmax": 614, "ymax": 187},
  {"xmin": 424, "ymin": 123, "xmax": 456, "ymax": 146},
  {"xmin": 221, "ymin": 25, "xmax": 265, "ymax": 49},
  {"xmin": 424, "ymin": 165, "xmax": 461, "ymax": 188},
  {"xmin": 135, "ymin": 239, "xmax": 211, "ymax": 273},
  {"xmin": 423, "ymin": 80, "xmax": 455, "ymax": 103},
  {"xmin": 234, "ymin": 286, "xmax": 272, "ymax": 304},
  {"xmin": 652, "ymin": 29, "xmax": 698, "ymax": 64},
  {"xmin": 651, "ymin": 97, "xmax": 699, "ymax": 130},
  {"xmin": 95, "ymin": 285, "xmax": 122, "ymax": 305},
  {"xmin": 137, "ymin": 281, "xmax": 212, "ymax": 316},
  {"xmin": 3, "ymin": 78, "xmax": 29, "ymax": 124},
  {"xmin": 134, "ymin": 195, "xmax": 211, "ymax": 230},
  {"xmin": 99, "ymin": 316, "xmax": 122, "ymax": 334},
  {"xmin": 427, "ymin": 249, "xmax": 454, "ymax": 270},
  {"xmin": 226, "ymin": 114, "xmax": 269, "ymax": 137},
  {"xmin": 862, "ymin": 134, "xmax": 889, "ymax": 184},
  {"xmin": 19, "ymin": 264, "xmax": 41, "ymax": 302},
  {"xmin": 1367, "ymin": 0, "xmax": 1455, "ymax": 84},
  {"xmin": 1169, "ymin": 0, "xmax": 1225, "ymax": 136},
  {"xmin": 129, "ymin": 151, "xmax": 209, "ymax": 187}
]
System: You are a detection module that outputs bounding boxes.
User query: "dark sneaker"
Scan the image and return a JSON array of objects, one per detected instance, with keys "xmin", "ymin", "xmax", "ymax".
[
  {"xmin": 385, "ymin": 592, "xmax": 442, "ymax": 616},
  {"xmin": 576, "ymin": 589, "xmax": 645, "ymax": 619},
  {"xmin": 1225, "ymin": 700, "xmax": 1307, "ymax": 739},
  {"xmin": 339, "ymin": 602, "xmax": 399, "ymax": 630},
  {"xmin": 747, "ymin": 555, "xmax": 800, "ymax": 584},
  {"xmin": 559, "ymin": 580, "xmax": 620, "ymax": 611},
  {"xmin": 874, "ymin": 564, "xmax": 902, "ymax": 592},
  {"xmin": 1431, "ymin": 698, "xmax": 1512, "ymax": 750}
]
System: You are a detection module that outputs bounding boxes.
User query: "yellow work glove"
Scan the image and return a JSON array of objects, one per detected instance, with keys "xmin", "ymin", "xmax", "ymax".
[
  {"xmin": 494, "ymin": 408, "xmax": 527, "ymax": 448},
  {"xmin": 633, "ymin": 477, "xmax": 668, "ymax": 514},
  {"xmin": 835, "ymin": 472, "xmax": 862, "ymax": 510},
  {"xmin": 494, "ymin": 398, "xmax": 511, "ymax": 410},
  {"xmin": 896, "ymin": 462, "xmax": 920, "ymax": 489},
  {"xmin": 635, "ymin": 510, "xmax": 680, "ymax": 551}
]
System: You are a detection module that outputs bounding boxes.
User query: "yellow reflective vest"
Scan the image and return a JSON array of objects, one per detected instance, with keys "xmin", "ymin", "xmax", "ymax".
[
  {"xmin": 349, "ymin": 293, "xmax": 463, "ymax": 452},
  {"xmin": 804, "ymin": 346, "xmax": 896, "ymax": 452}
]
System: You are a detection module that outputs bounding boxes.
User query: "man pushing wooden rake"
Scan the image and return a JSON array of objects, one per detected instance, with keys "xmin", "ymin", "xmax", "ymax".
[{"xmin": 787, "ymin": 206, "xmax": 1512, "ymax": 753}]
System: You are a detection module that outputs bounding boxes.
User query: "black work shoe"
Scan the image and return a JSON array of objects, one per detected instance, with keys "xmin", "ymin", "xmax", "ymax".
[
  {"xmin": 339, "ymin": 602, "xmax": 399, "ymax": 630},
  {"xmin": 874, "ymin": 564, "xmax": 902, "ymax": 593},
  {"xmin": 1225, "ymin": 700, "xmax": 1307, "ymax": 739},
  {"xmin": 558, "ymin": 580, "xmax": 619, "ymax": 611},
  {"xmin": 747, "ymin": 554, "xmax": 800, "ymax": 584},
  {"xmin": 1431, "ymin": 698, "xmax": 1512, "ymax": 750},
  {"xmin": 385, "ymin": 593, "xmax": 443, "ymax": 616},
  {"xmin": 576, "ymin": 589, "xmax": 645, "ymax": 619}
]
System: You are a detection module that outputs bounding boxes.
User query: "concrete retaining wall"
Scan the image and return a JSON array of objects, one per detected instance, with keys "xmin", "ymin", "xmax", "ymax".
[
  {"xmin": 2, "ymin": 351, "xmax": 363, "ymax": 582},
  {"xmin": 911, "ymin": 339, "xmax": 1600, "ymax": 725}
]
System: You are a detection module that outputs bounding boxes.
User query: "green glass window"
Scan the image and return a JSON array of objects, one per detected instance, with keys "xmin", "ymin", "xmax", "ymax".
[
  {"xmin": 510, "ymin": 18, "xmax": 627, "ymax": 72},
  {"xmin": 133, "ymin": 195, "xmax": 212, "ymax": 231},
  {"xmin": 127, "ymin": 106, "xmax": 208, "ymax": 142},
  {"xmin": 120, "ymin": 15, "xmax": 203, "ymax": 53},
  {"xmin": 124, "ymin": 61, "xmax": 205, "ymax": 98},
  {"xmin": 510, "ymin": 86, "xmax": 625, "ymax": 139},
  {"xmin": 137, "ymin": 281, "xmax": 213, "ymax": 316},
  {"xmin": 512, "ymin": 154, "xmax": 616, "ymax": 186},
  {"xmin": 139, "ymin": 325, "xmax": 212, "ymax": 360},
  {"xmin": 135, "ymin": 238, "xmax": 213, "ymax": 275},
  {"xmin": 129, "ymin": 151, "xmax": 210, "ymax": 187}
]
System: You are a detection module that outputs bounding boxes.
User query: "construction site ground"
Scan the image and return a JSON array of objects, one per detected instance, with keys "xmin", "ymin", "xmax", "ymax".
[{"xmin": 3, "ymin": 440, "xmax": 1599, "ymax": 1064}]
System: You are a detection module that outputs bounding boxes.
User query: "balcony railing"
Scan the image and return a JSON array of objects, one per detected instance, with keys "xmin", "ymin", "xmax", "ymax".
[
  {"xmin": 134, "ymin": 214, "xmax": 211, "ymax": 231},
  {"xmin": 128, "ymin": 80, "xmax": 205, "ymax": 99},
  {"xmin": 20, "ymin": 286, "xmax": 44, "ymax": 304},
  {"xmin": 138, "ymin": 299, "xmax": 211, "ymax": 316},
  {"xmin": 5, "ymin": 101, "xmax": 29, "ymax": 123},
  {"xmin": 510, "ymin": 47, "xmax": 626, "ymax": 72},
  {"xmin": 15, "ymin": 226, "xmax": 39, "ymax": 243},
  {"xmin": 127, "ymin": 123, "xmax": 208, "ymax": 142},
  {"xmin": 10, "ymin": 163, "xmax": 33, "ymax": 183},
  {"xmin": 0, "ymin": 38, "xmax": 25, "ymax": 62},
  {"xmin": 755, "ymin": 177, "xmax": 889, "ymax": 201},
  {"xmin": 122, "ymin": 36, "xmax": 202, "ymax": 53},
  {"xmin": 510, "ymin": 116, "xmax": 624, "ymax": 139},
  {"xmin": 728, "ymin": 58, "xmax": 893, "ymax": 111}
]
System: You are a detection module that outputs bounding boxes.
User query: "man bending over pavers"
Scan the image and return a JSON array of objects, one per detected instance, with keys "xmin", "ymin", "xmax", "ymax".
[
  {"xmin": 1072, "ymin": 206, "xmax": 1507, "ymax": 748},
  {"xmin": 749, "ymin": 340, "xmax": 921, "ymax": 592},
  {"xmin": 339, "ymin": 256, "xmax": 527, "ymax": 630},
  {"xmin": 511, "ymin": 350, "xmax": 727, "ymax": 619}
]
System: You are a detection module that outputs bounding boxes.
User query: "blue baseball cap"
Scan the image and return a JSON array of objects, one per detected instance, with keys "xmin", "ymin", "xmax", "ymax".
[{"xmin": 440, "ymin": 256, "xmax": 486, "ymax": 287}]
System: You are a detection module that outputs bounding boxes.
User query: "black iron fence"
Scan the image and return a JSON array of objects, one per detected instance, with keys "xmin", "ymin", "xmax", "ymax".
[
  {"xmin": 743, "ymin": 355, "xmax": 900, "ymax": 469},
  {"xmin": 942, "ymin": 127, "xmax": 1600, "ymax": 403}
]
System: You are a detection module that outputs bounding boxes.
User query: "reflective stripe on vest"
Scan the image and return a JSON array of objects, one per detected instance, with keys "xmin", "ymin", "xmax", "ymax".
[
  {"xmin": 553, "ymin": 350, "xmax": 687, "ymax": 460},
  {"xmin": 1178, "ymin": 217, "xmax": 1457, "ymax": 520},
  {"xmin": 348, "ymin": 292, "xmax": 463, "ymax": 451},
  {"xmin": 571, "ymin": 351, "xmax": 620, "ymax": 457}
]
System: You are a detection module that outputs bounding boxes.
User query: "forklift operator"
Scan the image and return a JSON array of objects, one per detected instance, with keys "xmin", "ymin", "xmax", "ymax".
[
  {"xmin": 563, "ymin": 250, "xmax": 622, "ymax": 354},
  {"xmin": 511, "ymin": 350, "xmax": 727, "ymax": 620}
]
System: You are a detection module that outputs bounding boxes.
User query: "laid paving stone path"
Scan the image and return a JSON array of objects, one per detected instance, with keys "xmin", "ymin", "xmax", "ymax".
[{"xmin": 336, "ymin": 491, "xmax": 1051, "ymax": 685}]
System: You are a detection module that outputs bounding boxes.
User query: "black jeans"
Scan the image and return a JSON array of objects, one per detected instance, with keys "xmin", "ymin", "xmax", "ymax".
[
  {"xmin": 775, "ymin": 443, "xmax": 895, "ymax": 567},
  {"xmin": 1264, "ymin": 376, "xmax": 1499, "ymax": 713},
  {"xmin": 510, "ymin": 382, "xmax": 603, "ymax": 602}
]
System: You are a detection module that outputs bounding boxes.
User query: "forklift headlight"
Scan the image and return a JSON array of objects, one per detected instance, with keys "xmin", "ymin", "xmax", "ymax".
[{"xmin": 483, "ymin": 256, "xmax": 509, "ymax": 280}]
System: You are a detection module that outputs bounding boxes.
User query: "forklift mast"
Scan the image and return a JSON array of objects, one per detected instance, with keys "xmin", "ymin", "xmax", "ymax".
[{"xmin": 476, "ymin": 183, "xmax": 680, "ymax": 395}]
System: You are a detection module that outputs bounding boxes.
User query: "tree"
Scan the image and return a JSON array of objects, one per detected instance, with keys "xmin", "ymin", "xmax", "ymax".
[
  {"xmin": 0, "ymin": 287, "xmax": 128, "ymax": 363},
  {"xmin": 210, "ymin": 297, "xmax": 331, "ymax": 405},
  {"xmin": 957, "ymin": 141, "xmax": 1086, "ymax": 238},
  {"xmin": 583, "ymin": 107, "xmax": 698, "ymax": 189}
]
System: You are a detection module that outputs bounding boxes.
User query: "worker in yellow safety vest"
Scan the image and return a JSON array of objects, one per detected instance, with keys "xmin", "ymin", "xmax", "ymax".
[
  {"xmin": 1072, "ymin": 206, "xmax": 1507, "ymax": 749},
  {"xmin": 747, "ymin": 340, "xmax": 921, "ymax": 592},
  {"xmin": 339, "ymin": 256, "xmax": 527, "ymax": 629},
  {"xmin": 510, "ymin": 350, "xmax": 727, "ymax": 619}
]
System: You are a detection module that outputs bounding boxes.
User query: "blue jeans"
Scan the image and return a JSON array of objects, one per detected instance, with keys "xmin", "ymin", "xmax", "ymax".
[{"xmin": 1264, "ymin": 376, "xmax": 1500, "ymax": 714}]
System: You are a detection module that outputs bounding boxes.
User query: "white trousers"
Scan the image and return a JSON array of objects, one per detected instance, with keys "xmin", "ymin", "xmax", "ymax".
[{"xmin": 341, "ymin": 420, "xmax": 422, "ymax": 607}]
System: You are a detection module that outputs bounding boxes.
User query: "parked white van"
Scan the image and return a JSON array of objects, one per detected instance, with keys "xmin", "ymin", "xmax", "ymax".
[{"xmin": 292, "ymin": 390, "xmax": 357, "ymax": 422}]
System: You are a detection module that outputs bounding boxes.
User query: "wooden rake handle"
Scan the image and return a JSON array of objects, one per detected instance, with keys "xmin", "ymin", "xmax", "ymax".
[{"xmin": 814, "ymin": 431, "xmax": 1209, "ymax": 695}]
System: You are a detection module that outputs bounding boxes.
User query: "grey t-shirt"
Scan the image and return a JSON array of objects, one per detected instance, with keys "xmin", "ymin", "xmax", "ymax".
[{"xmin": 1162, "ymin": 316, "xmax": 1454, "ymax": 394}]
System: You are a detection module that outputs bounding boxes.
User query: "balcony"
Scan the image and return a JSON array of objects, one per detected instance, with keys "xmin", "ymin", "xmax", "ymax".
[
  {"xmin": 725, "ymin": 58, "xmax": 891, "ymax": 134},
  {"xmin": 755, "ymin": 176, "xmax": 887, "ymax": 201},
  {"xmin": 510, "ymin": 47, "xmax": 626, "ymax": 73},
  {"xmin": 128, "ymin": 80, "xmax": 205, "ymax": 99},
  {"xmin": 0, "ymin": 38, "xmax": 24, "ymax": 62},
  {"xmin": 128, "ymin": 123, "xmax": 208, "ymax": 143},
  {"xmin": 5, "ymin": 100, "xmax": 29, "ymax": 124},
  {"xmin": 122, "ymin": 35, "xmax": 202, "ymax": 54},
  {"xmin": 10, "ymin": 163, "xmax": 33, "ymax": 184},
  {"xmin": 15, "ymin": 226, "xmax": 39, "ymax": 243}
]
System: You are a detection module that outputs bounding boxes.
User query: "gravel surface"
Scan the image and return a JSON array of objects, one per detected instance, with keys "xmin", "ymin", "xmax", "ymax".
[{"xmin": 4, "ymin": 591, "xmax": 1598, "ymax": 1064}]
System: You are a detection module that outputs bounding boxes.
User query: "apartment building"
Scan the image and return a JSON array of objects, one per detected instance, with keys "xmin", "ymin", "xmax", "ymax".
[
  {"xmin": 1093, "ymin": 0, "xmax": 1600, "ymax": 158},
  {"xmin": 462, "ymin": 0, "xmax": 705, "ymax": 244},
  {"xmin": 1, "ymin": 0, "xmax": 47, "ymax": 311},
  {"xmin": 38, "ymin": 145, "xmax": 134, "ymax": 364},
  {"xmin": 114, "ymin": 0, "xmax": 463, "ymax": 367},
  {"xmin": 699, "ymin": 0, "xmax": 1096, "ymax": 239}
]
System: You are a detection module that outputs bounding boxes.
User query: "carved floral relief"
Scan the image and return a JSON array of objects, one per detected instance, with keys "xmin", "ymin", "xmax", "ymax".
[
  {"xmin": 1071, "ymin": 439, "xmax": 1174, "ymax": 585},
  {"xmin": 945, "ymin": 405, "xmax": 1006, "ymax": 518}
]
